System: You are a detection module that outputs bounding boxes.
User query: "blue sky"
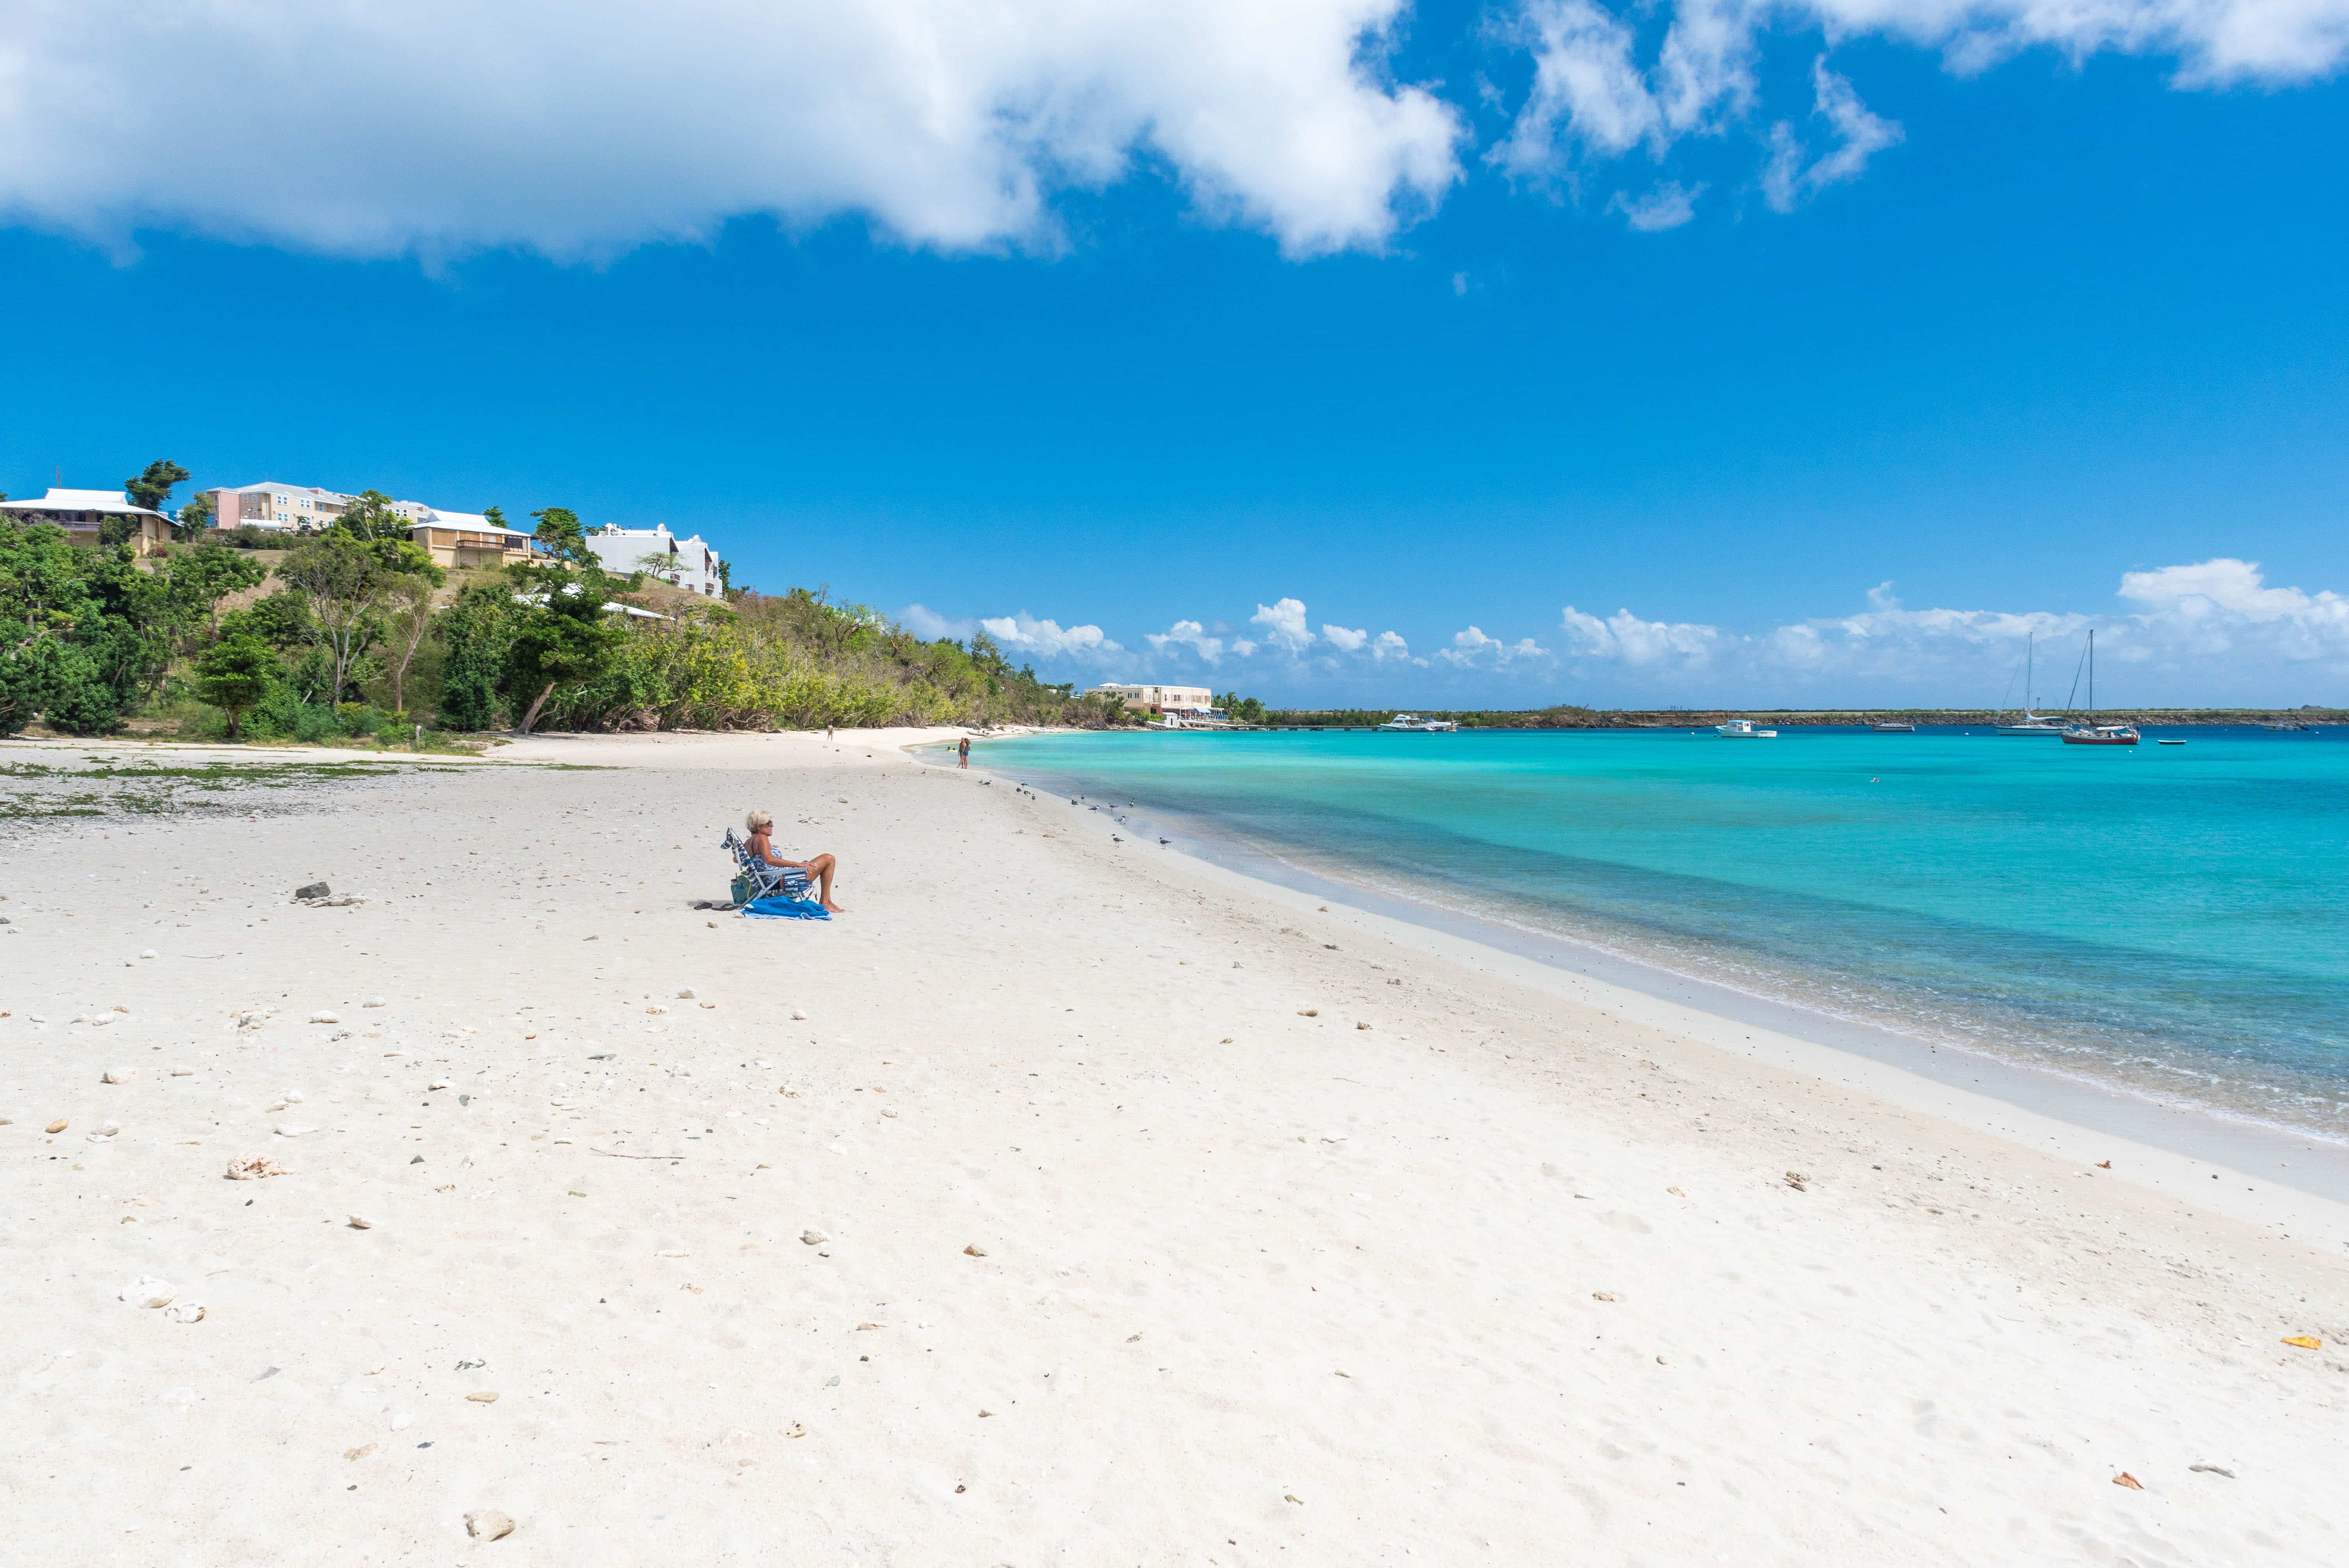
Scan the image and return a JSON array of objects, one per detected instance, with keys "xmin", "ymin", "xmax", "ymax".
[{"xmin": 3, "ymin": 0, "xmax": 2345, "ymax": 707}]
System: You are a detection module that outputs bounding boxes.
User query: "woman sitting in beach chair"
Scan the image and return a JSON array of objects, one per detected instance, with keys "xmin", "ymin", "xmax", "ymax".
[{"xmin": 743, "ymin": 811, "xmax": 846, "ymax": 913}]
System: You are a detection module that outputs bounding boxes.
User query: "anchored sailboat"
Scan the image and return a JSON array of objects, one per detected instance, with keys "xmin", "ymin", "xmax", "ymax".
[
  {"xmin": 2060, "ymin": 631, "xmax": 2139, "ymax": 746},
  {"xmin": 1996, "ymin": 633, "xmax": 2065, "ymax": 736}
]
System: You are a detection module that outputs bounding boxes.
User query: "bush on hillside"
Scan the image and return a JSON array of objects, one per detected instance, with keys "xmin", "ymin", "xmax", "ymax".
[{"xmin": 511, "ymin": 589, "xmax": 1126, "ymax": 734}]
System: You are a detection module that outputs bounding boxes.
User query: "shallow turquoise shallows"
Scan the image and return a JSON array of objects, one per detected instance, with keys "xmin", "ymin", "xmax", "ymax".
[{"xmin": 982, "ymin": 727, "xmax": 2349, "ymax": 1140}]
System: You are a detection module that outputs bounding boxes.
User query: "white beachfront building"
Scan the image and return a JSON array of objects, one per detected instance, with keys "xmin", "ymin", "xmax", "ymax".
[
  {"xmin": 583, "ymin": 524, "xmax": 725, "ymax": 597},
  {"xmin": 1094, "ymin": 683, "xmax": 1217, "ymax": 718},
  {"xmin": 0, "ymin": 488, "xmax": 173, "ymax": 554}
]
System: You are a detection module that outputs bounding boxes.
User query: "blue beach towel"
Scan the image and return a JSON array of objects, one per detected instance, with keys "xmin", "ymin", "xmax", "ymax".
[{"xmin": 743, "ymin": 895, "xmax": 829, "ymax": 921}]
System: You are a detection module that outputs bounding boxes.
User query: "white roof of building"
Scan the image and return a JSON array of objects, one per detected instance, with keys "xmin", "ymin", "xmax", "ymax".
[
  {"xmin": 212, "ymin": 481, "xmax": 345, "ymax": 499},
  {"xmin": 2, "ymin": 488, "xmax": 167, "ymax": 519},
  {"xmin": 510, "ymin": 588, "xmax": 668, "ymax": 620}
]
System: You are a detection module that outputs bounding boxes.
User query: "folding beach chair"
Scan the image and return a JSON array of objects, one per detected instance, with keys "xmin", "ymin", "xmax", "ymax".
[{"xmin": 721, "ymin": 828, "xmax": 813, "ymax": 905}]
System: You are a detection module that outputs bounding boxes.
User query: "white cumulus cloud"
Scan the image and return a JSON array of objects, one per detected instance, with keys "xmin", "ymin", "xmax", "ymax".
[
  {"xmin": 1322, "ymin": 622, "xmax": 1370, "ymax": 652},
  {"xmin": 1611, "ymin": 180, "xmax": 1704, "ymax": 230},
  {"xmin": 1553, "ymin": 561, "xmax": 2349, "ymax": 704},
  {"xmin": 1324, "ymin": 622, "xmax": 1418, "ymax": 661},
  {"xmin": 1147, "ymin": 618, "xmax": 1228, "ymax": 663},
  {"xmin": 978, "ymin": 611, "xmax": 1123, "ymax": 659},
  {"xmin": 1249, "ymin": 597, "xmax": 1316, "ymax": 654},
  {"xmin": 0, "ymin": 0, "xmax": 1463, "ymax": 260},
  {"xmin": 899, "ymin": 602, "xmax": 974, "ymax": 640},
  {"xmin": 1558, "ymin": 604, "xmax": 1727, "ymax": 665},
  {"xmin": 1761, "ymin": 62, "xmax": 1903, "ymax": 212},
  {"xmin": 2117, "ymin": 557, "xmax": 2349, "ymax": 623},
  {"xmin": 1437, "ymin": 625, "xmax": 1553, "ymax": 667},
  {"xmin": 1499, "ymin": 0, "xmax": 2349, "ymax": 209}
]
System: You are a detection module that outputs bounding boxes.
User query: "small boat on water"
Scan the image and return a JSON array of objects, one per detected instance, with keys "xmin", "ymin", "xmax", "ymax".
[
  {"xmin": 1871, "ymin": 722, "xmax": 1917, "ymax": 732},
  {"xmin": 2157, "ymin": 739, "xmax": 2187, "ymax": 746},
  {"xmin": 1377, "ymin": 713, "xmax": 1458, "ymax": 732},
  {"xmin": 1715, "ymin": 718, "xmax": 1777, "ymax": 738},
  {"xmin": 2060, "ymin": 632, "xmax": 2139, "ymax": 746}
]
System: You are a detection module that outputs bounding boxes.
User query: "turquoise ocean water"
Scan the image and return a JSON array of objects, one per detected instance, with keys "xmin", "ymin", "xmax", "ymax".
[{"xmin": 981, "ymin": 727, "xmax": 2349, "ymax": 1143}]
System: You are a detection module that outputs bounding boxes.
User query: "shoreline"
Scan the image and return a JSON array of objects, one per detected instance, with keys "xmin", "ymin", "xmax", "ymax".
[
  {"xmin": 6, "ymin": 729, "xmax": 2346, "ymax": 1562},
  {"xmin": 959, "ymin": 740, "xmax": 2349, "ymax": 1236}
]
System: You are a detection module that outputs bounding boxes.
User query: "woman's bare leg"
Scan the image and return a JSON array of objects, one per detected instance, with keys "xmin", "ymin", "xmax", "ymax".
[{"xmin": 813, "ymin": 853, "xmax": 845, "ymax": 912}]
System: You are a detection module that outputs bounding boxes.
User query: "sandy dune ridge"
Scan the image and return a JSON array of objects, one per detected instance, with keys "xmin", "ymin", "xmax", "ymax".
[{"xmin": 1, "ymin": 729, "xmax": 2343, "ymax": 1564}]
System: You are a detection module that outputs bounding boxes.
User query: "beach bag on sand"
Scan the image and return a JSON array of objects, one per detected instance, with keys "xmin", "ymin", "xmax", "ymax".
[{"xmin": 743, "ymin": 894, "xmax": 829, "ymax": 921}]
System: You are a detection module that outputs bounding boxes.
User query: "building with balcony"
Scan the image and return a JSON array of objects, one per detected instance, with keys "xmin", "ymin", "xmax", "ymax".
[
  {"xmin": 0, "ymin": 488, "xmax": 173, "ymax": 555},
  {"xmin": 1094, "ymin": 683, "xmax": 1217, "ymax": 717},
  {"xmin": 198, "ymin": 482, "xmax": 353, "ymax": 531},
  {"xmin": 408, "ymin": 513, "xmax": 536, "ymax": 569}
]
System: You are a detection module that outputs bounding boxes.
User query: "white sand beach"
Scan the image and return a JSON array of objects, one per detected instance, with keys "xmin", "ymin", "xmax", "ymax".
[{"xmin": 2, "ymin": 729, "xmax": 2344, "ymax": 1565}]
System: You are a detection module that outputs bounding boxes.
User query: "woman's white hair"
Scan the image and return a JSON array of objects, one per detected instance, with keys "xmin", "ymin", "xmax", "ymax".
[{"xmin": 745, "ymin": 810, "xmax": 773, "ymax": 831}]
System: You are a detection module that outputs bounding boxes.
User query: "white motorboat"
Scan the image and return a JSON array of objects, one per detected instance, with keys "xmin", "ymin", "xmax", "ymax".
[
  {"xmin": 1714, "ymin": 718, "xmax": 1777, "ymax": 738},
  {"xmin": 1871, "ymin": 722, "xmax": 1917, "ymax": 732},
  {"xmin": 1378, "ymin": 713, "xmax": 1458, "ymax": 732}
]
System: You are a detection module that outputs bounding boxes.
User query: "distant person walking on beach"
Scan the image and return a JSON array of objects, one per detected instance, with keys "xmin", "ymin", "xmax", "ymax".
[
  {"xmin": 745, "ymin": 810, "xmax": 846, "ymax": 913},
  {"xmin": 825, "ymin": 724, "xmax": 833, "ymax": 740},
  {"xmin": 958, "ymin": 737, "xmax": 970, "ymax": 768}
]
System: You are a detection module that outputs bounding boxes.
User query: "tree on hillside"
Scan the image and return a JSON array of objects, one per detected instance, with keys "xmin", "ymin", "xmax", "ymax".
[
  {"xmin": 125, "ymin": 459, "xmax": 190, "ymax": 514},
  {"xmin": 194, "ymin": 633, "xmax": 276, "ymax": 739},
  {"xmin": 275, "ymin": 532, "xmax": 383, "ymax": 702},
  {"xmin": 504, "ymin": 562, "xmax": 624, "ymax": 733},
  {"xmin": 381, "ymin": 574, "xmax": 436, "ymax": 715},
  {"xmin": 173, "ymin": 490, "xmax": 216, "ymax": 541},
  {"xmin": 436, "ymin": 580, "xmax": 513, "ymax": 731},
  {"xmin": 157, "ymin": 542, "xmax": 268, "ymax": 664},
  {"xmin": 221, "ymin": 592, "xmax": 317, "ymax": 651},
  {"xmin": 529, "ymin": 506, "xmax": 598, "ymax": 568},
  {"xmin": 334, "ymin": 490, "xmax": 407, "ymax": 541},
  {"xmin": 0, "ymin": 522, "xmax": 167, "ymax": 735},
  {"xmin": 161, "ymin": 542, "xmax": 266, "ymax": 625},
  {"xmin": 273, "ymin": 523, "xmax": 444, "ymax": 704}
]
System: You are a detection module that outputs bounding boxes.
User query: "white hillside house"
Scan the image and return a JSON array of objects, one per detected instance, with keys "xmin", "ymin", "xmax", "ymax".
[
  {"xmin": 0, "ymin": 488, "xmax": 173, "ymax": 554},
  {"xmin": 585, "ymin": 524, "xmax": 724, "ymax": 597}
]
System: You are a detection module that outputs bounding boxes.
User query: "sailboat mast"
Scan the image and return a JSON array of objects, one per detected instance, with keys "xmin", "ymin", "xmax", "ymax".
[{"xmin": 2087, "ymin": 631, "xmax": 2094, "ymax": 720}]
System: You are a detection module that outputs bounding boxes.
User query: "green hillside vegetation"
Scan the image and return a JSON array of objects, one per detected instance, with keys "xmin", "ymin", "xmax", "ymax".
[{"xmin": 4, "ymin": 507, "xmax": 1139, "ymax": 745}]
